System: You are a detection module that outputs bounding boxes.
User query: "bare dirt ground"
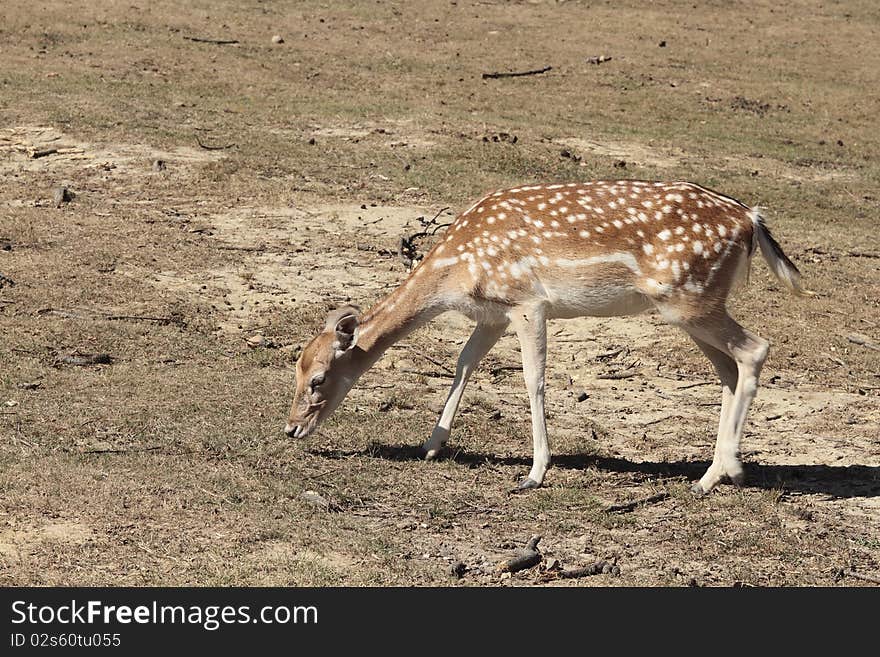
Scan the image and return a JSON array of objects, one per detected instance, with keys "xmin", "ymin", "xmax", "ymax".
[{"xmin": 1, "ymin": 0, "xmax": 878, "ymax": 586}]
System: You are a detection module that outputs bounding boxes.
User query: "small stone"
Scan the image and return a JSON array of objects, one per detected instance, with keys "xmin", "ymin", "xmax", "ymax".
[
  {"xmin": 152, "ymin": 159, "xmax": 166, "ymax": 171},
  {"xmin": 577, "ymin": 391, "xmax": 589, "ymax": 402},
  {"xmin": 487, "ymin": 409, "xmax": 502, "ymax": 421},
  {"xmin": 449, "ymin": 561, "xmax": 467, "ymax": 579},
  {"xmin": 601, "ymin": 563, "xmax": 612, "ymax": 574},
  {"xmin": 611, "ymin": 565, "xmax": 621, "ymax": 576},
  {"xmin": 500, "ymin": 571, "xmax": 512, "ymax": 580},
  {"xmin": 659, "ymin": 40, "xmax": 667, "ymax": 47},
  {"xmin": 300, "ymin": 490, "xmax": 332, "ymax": 511},
  {"xmin": 544, "ymin": 557, "xmax": 561, "ymax": 572},
  {"xmin": 272, "ymin": 35, "xmax": 284, "ymax": 44},
  {"xmin": 53, "ymin": 187, "xmax": 74, "ymax": 207}
]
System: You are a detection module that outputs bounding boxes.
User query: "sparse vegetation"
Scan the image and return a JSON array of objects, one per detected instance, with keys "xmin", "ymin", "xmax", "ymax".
[{"xmin": 0, "ymin": 0, "xmax": 877, "ymax": 586}]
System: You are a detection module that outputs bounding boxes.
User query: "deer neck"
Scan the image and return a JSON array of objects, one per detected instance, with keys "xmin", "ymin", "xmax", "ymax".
[{"xmin": 350, "ymin": 273, "xmax": 444, "ymax": 373}]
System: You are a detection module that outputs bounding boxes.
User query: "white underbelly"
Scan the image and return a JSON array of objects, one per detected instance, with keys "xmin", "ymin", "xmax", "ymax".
[{"xmin": 543, "ymin": 282, "xmax": 652, "ymax": 319}]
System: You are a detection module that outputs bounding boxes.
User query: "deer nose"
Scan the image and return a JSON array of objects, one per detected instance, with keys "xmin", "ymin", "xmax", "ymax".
[{"xmin": 284, "ymin": 423, "xmax": 300, "ymax": 437}]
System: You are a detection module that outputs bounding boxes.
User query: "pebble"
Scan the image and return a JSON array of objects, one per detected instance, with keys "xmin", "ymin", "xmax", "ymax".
[
  {"xmin": 53, "ymin": 187, "xmax": 74, "ymax": 207},
  {"xmin": 449, "ymin": 561, "xmax": 467, "ymax": 579},
  {"xmin": 300, "ymin": 490, "xmax": 331, "ymax": 511},
  {"xmin": 272, "ymin": 35, "xmax": 284, "ymax": 44}
]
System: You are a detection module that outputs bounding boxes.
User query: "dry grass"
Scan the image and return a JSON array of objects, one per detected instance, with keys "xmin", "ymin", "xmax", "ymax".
[{"xmin": 0, "ymin": 0, "xmax": 878, "ymax": 586}]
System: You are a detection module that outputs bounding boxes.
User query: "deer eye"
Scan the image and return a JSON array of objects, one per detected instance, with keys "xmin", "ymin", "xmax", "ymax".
[{"xmin": 310, "ymin": 374, "xmax": 325, "ymax": 390}]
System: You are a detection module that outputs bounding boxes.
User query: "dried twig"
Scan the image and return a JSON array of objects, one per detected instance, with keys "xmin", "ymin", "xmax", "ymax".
[
  {"xmin": 54, "ymin": 353, "xmax": 113, "ymax": 367},
  {"xmin": 641, "ymin": 415, "xmax": 676, "ymax": 427},
  {"xmin": 597, "ymin": 369, "xmax": 639, "ymax": 380},
  {"xmin": 184, "ymin": 36, "xmax": 239, "ymax": 45},
  {"xmin": 31, "ymin": 148, "xmax": 58, "ymax": 158},
  {"xmin": 398, "ymin": 207, "xmax": 452, "ymax": 267},
  {"xmin": 406, "ymin": 347, "xmax": 454, "ymax": 375},
  {"xmin": 83, "ymin": 445, "xmax": 162, "ymax": 455},
  {"xmin": 843, "ymin": 569, "xmax": 880, "ymax": 585},
  {"xmin": 482, "ymin": 66, "xmax": 552, "ymax": 79},
  {"xmin": 676, "ymin": 381, "xmax": 713, "ymax": 390},
  {"xmin": 106, "ymin": 314, "xmax": 183, "ymax": 325},
  {"xmin": 490, "ymin": 364, "xmax": 522, "ymax": 377},
  {"xmin": 847, "ymin": 333, "xmax": 880, "ymax": 352},
  {"xmin": 196, "ymin": 135, "xmax": 236, "ymax": 150},
  {"xmin": 399, "ymin": 367, "xmax": 455, "ymax": 379},
  {"xmin": 604, "ymin": 491, "xmax": 669, "ymax": 514}
]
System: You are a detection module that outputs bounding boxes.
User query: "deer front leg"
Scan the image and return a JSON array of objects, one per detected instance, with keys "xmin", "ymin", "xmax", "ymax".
[
  {"xmin": 510, "ymin": 304, "xmax": 549, "ymax": 490},
  {"xmin": 422, "ymin": 322, "xmax": 507, "ymax": 460}
]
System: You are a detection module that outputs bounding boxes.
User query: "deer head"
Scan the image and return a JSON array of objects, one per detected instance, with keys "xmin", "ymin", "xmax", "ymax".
[{"xmin": 284, "ymin": 305, "xmax": 361, "ymax": 438}]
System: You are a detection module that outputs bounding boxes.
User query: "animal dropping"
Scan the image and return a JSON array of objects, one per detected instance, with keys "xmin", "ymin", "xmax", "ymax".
[{"xmin": 285, "ymin": 180, "xmax": 811, "ymax": 494}]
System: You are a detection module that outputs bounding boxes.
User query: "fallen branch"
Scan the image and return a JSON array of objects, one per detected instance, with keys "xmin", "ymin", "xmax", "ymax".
[
  {"xmin": 846, "ymin": 251, "xmax": 880, "ymax": 259},
  {"xmin": 184, "ymin": 36, "xmax": 239, "ymax": 45},
  {"xmin": 196, "ymin": 135, "xmax": 236, "ymax": 150},
  {"xmin": 604, "ymin": 491, "xmax": 670, "ymax": 514},
  {"xmin": 482, "ymin": 66, "xmax": 552, "ymax": 79},
  {"xmin": 498, "ymin": 535, "xmax": 542, "ymax": 573},
  {"xmin": 538, "ymin": 560, "xmax": 619, "ymax": 582}
]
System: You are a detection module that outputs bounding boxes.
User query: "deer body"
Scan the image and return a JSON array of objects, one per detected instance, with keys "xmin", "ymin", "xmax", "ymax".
[{"xmin": 286, "ymin": 180, "xmax": 808, "ymax": 494}]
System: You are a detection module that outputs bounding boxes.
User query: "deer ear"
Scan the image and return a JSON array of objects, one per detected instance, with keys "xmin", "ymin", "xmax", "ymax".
[{"xmin": 326, "ymin": 305, "xmax": 360, "ymax": 354}]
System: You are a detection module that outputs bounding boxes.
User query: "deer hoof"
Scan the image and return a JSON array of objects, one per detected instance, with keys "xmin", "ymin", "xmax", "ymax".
[
  {"xmin": 690, "ymin": 481, "xmax": 708, "ymax": 496},
  {"xmin": 423, "ymin": 447, "xmax": 442, "ymax": 461},
  {"xmin": 512, "ymin": 477, "xmax": 541, "ymax": 492}
]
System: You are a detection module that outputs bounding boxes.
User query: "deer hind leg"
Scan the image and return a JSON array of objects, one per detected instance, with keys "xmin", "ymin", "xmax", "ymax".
[
  {"xmin": 509, "ymin": 304, "xmax": 550, "ymax": 490},
  {"xmin": 681, "ymin": 312, "xmax": 769, "ymax": 494},
  {"xmin": 422, "ymin": 321, "xmax": 507, "ymax": 460},
  {"xmin": 689, "ymin": 335, "xmax": 739, "ymax": 493}
]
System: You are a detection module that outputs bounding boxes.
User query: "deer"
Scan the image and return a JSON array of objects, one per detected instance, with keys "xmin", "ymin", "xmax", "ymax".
[{"xmin": 284, "ymin": 180, "xmax": 810, "ymax": 494}]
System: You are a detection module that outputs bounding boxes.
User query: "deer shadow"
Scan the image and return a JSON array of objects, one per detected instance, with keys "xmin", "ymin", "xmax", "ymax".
[{"xmin": 308, "ymin": 444, "xmax": 880, "ymax": 499}]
